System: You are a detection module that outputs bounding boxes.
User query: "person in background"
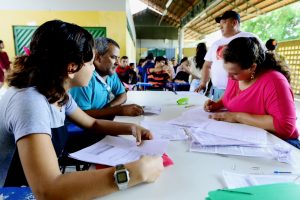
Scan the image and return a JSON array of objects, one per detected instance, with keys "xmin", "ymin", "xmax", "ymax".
[
  {"xmin": 171, "ymin": 57, "xmax": 179, "ymax": 73},
  {"xmin": 115, "ymin": 56, "xmax": 130, "ymax": 83},
  {"xmin": 195, "ymin": 10, "xmax": 265, "ymax": 101},
  {"xmin": 70, "ymin": 37, "xmax": 143, "ymax": 119},
  {"xmin": 172, "ymin": 57, "xmax": 191, "ymax": 91},
  {"xmin": 0, "ymin": 20, "xmax": 163, "ymax": 199},
  {"xmin": 0, "ymin": 40, "xmax": 10, "ymax": 87},
  {"xmin": 128, "ymin": 62, "xmax": 138, "ymax": 84},
  {"xmin": 188, "ymin": 43, "xmax": 207, "ymax": 92},
  {"xmin": 204, "ymin": 37, "xmax": 299, "ymax": 149},
  {"xmin": 141, "ymin": 53, "xmax": 155, "ymax": 82},
  {"xmin": 163, "ymin": 58, "xmax": 175, "ymax": 79},
  {"xmin": 136, "ymin": 58, "xmax": 146, "ymax": 82},
  {"xmin": 173, "ymin": 57, "xmax": 191, "ymax": 83},
  {"xmin": 265, "ymin": 38, "xmax": 287, "ymax": 64},
  {"xmin": 147, "ymin": 56, "xmax": 171, "ymax": 89},
  {"xmin": 265, "ymin": 38, "xmax": 277, "ymax": 53}
]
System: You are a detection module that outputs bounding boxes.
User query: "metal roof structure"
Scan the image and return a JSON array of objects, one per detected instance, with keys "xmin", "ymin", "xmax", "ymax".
[{"xmin": 137, "ymin": 0, "xmax": 298, "ymax": 40}]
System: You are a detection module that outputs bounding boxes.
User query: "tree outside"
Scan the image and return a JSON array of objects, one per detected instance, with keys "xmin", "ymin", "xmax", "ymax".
[{"xmin": 241, "ymin": 1, "xmax": 300, "ymax": 42}]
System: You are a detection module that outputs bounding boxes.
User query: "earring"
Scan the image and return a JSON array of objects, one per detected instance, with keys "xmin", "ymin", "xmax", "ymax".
[{"xmin": 250, "ymin": 71, "xmax": 255, "ymax": 80}]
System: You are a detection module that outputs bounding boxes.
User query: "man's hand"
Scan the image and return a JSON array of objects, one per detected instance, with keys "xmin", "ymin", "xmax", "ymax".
[
  {"xmin": 194, "ymin": 83, "xmax": 206, "ymax": 93},
  {"xmin": 131, "ymin": 125, "xmax": 153, "ymax": 145},
  {"xmin": 119, "ymin": 104, "xmax": 144, "ymax": 116},
  {"xmin": 208, "ymin": 112, "xmax": 238, "ymax": 123}
]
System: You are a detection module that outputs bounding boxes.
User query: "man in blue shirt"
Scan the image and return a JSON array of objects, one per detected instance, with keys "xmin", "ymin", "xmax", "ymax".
[{"xmin": 70, "ymin": 37, "xmax": 143, "ymax": 119}]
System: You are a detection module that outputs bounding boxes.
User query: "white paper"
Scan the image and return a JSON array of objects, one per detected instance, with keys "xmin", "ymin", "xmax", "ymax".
[
  {"xmin": 140, "ymin": 121, "xmax": 188, "ymax": 141},
  {"xmin": 223, "ymin": 171, "xmax": 300, "ymax": 189},
  {"xmin": 190, "ymin": 142, "xmax": 273, "ymax": 158},
  {"xmin": 168, "ymin": 107, "xmax": 212, "ymax": 127},
  {"xmin": 190, "ymin": 128, "xmax": 261, "ymax": 146},
  {"xmin": 69, "ymin": 136, "xmax": 169, "ymax": 166},
  {"xmin": 199, "ymin": 121, "xmax": 268, "ymax": 145},
  {"xmin": 143, "ymin": 106, "xmax": 161, "ymax": 115},
  {"xmin": 168, "ymin": 107, "xmax": 267, "ymax": 145}
]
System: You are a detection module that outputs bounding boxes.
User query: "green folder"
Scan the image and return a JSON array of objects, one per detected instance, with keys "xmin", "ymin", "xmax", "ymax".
[{"xmin": 207, "ymin": 183, "xmax": 300, "ymax": 200}]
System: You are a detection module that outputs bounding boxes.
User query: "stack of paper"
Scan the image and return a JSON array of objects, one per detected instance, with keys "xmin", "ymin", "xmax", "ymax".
[
  {"xmin": 222, "ymin": 171, "xmax": 300, "ymax": 189},
  {"xmin": 206, "ymin": 183, "xmax": 300, "ymax": 200},
  {"xmin": 69, "ymin": 135, "xmax": 169, "ymax": 166},
  {"xmin": 168, "ymin": 107, "xmax": 293, "ymax": 162}
]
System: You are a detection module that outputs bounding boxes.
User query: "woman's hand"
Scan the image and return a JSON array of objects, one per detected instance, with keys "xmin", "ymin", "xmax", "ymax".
[
  {"xmin": 208, "ymin": 112, "xmax": 238, "ymax": 123},
  {"xmin": 204, "ymin": 99, "xmax": 223, "ymax": 112},
  {"xmin": 135, "ymin": 156, "xmax": 164, "ymax": 183},
  {"xmin": 131, "ymin": 125, "xmax": 153, "ymax": 145}
]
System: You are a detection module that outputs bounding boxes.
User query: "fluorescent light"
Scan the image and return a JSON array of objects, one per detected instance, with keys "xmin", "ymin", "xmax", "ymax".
[
  {"xmin": 165, "ymin": 0, "xmax": 173, "ymax": 8},
  {"xmin": 149, "ymin": 6, "xmax": 163, "ymax": 15}
]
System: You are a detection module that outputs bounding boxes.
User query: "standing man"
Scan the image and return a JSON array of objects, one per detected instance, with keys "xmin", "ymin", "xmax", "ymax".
[
  {"xmin": 70, "ymin": 37, "xmax": 143, "ymax": 119},
  {"xmin": 0, "ymin": 40, "xmax": 10, "ymax": 87},
  {"xmin": 195, "ymin": 10, "xmax": 264, "ymax": 101}
]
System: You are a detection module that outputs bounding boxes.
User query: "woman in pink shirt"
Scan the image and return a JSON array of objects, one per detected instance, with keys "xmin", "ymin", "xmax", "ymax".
[{"xmin": 204, "ymin": 37, "xmax": 299, "ymax": 148}]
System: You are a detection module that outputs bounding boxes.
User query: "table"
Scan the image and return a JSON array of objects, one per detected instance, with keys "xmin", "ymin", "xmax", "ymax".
[{"xmin": 98, "ymin": 91, "xmax": 300, "ymax": 200}]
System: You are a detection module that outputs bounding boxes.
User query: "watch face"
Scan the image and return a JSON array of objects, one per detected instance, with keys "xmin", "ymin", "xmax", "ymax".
[{"xmin": 117, "ymin": 171, "xmax": 128, "ymax": 183}]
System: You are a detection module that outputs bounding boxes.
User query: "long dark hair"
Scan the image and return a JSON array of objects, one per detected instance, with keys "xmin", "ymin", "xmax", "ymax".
[
  {"xmin": 6, "ymin": 20, "xmax": 94, "ymax": 105},
  {"xmin": 223, "ymin": 37, "xmax": 290, "ymax": 83},
  {"xmin": 195, "ymin": 42, "xmax": 207, "ymax": 70}
]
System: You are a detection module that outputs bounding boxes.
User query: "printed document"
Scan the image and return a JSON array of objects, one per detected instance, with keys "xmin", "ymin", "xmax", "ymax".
[
  {"xmin": 69, "ymin": 135, "xmax": 169, "ymax": 166},
  {"xmin": 140, "ymin": 120, "xmax": 188, "ymax": 141},
  {"xmin": 223, "ymin": 171, "xmax": 300, "ymax": 189}
]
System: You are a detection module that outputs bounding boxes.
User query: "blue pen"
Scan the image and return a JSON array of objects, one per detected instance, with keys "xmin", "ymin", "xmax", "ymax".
[{"xmin": 274, "ymin": 171, "xmax": 292, "ymax": 174}]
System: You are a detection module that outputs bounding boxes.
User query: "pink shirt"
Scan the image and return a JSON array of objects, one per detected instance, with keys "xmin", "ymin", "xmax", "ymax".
[{"xmin": 222, "ymin": 70, "xmax": 298, "ymax": 140}]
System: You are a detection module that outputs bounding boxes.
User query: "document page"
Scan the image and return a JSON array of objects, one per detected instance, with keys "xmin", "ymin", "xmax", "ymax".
[
  {"xmin": 140, "ymin": 120, "xmax": 188, "ymax": 141},
  {"xmin": 190, "ymin": 142, "xmax": 273, "ymax": 158},
  {"xmin": 69, "ymin": 136, "xmax": 169, "ymax": 166},
  {"xmin": 223, "ymin": 171, "xmax": 300, "ymax": 189}
]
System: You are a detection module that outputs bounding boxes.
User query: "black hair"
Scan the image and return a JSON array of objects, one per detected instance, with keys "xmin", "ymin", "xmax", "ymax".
[
  {"xmin": 265, "ymin": 39, "xmax": 277, "ymax": 51},
  {"xmin": 195, "ymin": 43, "xmax": 207, "ymax": 70},
  {"xmin": 146, "ymin": 53, "xmax": 154, "ymax": 60},
  {"xmin": 223, "ymin": 37, "xmax": 290, "ymax": 82},
  {"xmin": 154, "ymin": 56, "xmax": 166, "ymax": 63},
  {"xmin": 121, "ymin": 56, "xmax": 128, "ymax": 60},
  {"xmin": 138, "ymin": 58, "xmax": 146, "ymax": 66},
  {"xmin": 7, "ymin": 20, "xmax": 94, "ymax": 105},
  {"xmin": 180, "ymin": 57, "xmax": 188, "ymax": 65}
]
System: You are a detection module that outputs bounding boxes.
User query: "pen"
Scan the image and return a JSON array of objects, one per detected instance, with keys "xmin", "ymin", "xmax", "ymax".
[
  {"xmin": 184, "ymin": 105, "xmax": 195, "ymax": 108},
  {"xmin": 218, "ymin": 189, "xmax": 253, "ymax": 195},
  {"xmin": 274, "ymin": 171, "xmax": 292, "ymax": 174}
]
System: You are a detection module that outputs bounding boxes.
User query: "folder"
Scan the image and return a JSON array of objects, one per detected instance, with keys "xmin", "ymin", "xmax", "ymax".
[{"xmin": 206, "ymin": 183, "xmax": 300, "ymax": 200}]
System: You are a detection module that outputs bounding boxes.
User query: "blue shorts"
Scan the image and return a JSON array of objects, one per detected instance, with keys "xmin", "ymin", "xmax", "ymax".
[{"xmin": 285, "ymin": 139, "xmax": 300, "ymax": 149}]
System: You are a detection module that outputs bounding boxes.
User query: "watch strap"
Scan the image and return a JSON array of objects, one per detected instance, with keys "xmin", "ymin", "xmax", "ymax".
[{"xmin": 115, "ymin": 164, "xmax": 125, "ymax": 171}]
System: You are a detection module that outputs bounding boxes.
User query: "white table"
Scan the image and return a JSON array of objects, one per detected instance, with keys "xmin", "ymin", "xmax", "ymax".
[{"xmin": 98, "ymin": 91, "xmax": 300, "ymax": 200}]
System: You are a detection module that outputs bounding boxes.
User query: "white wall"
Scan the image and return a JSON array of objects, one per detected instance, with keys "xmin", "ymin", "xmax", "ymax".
[
  {"xmin": 0, "ymin": 0, "xmax": 125, "ymax": 11},
  {"xmin": 137, "ymin": 39, "xmax": 179, "ymax": 48},
  {"xmin": 126, "ymin": 0, "xmax": 136, "ymax": 40}
]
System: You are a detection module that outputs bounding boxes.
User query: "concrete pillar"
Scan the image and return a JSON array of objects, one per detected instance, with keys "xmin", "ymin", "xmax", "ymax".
[{"xmin": 178, "ymin": 27, "xmax": 184, "ymax": 61}]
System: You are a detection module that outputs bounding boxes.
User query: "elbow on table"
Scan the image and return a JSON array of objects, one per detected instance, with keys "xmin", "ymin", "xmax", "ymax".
[{"xmin": 273, "ymin": 120, "xmax": 298, "ymax": 140}]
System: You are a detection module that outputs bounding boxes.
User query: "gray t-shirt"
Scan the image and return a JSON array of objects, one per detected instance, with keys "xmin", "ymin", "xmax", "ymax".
[{"xmin": 0, "ymin": 87, "xmax": 77, "ymax": 186}]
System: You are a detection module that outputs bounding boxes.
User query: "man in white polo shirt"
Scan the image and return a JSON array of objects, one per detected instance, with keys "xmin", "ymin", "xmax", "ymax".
[{"xmin": 195, "ymin": 10, "xmax": 264, "ymax": 101}]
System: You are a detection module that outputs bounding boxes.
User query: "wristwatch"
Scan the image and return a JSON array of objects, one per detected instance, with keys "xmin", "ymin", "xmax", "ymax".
[{"xmin": 114, "ymin": 164, "xmax": 130, "ymax": 190}]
